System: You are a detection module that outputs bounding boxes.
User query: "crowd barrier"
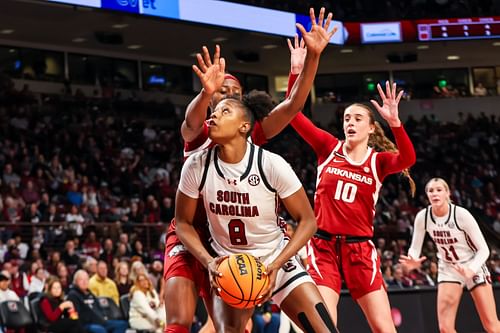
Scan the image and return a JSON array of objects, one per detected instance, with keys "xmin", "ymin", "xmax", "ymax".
[{"xmin": 337, "ymin": 286, "xmax": 500, "ymax": 332}]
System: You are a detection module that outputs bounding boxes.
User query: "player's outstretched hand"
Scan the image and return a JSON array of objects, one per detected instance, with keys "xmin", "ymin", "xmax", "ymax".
[
  {"xmin": 452, "ymin": 263, "xmax": 475, "ymax": 280},
  {"xmin": 287, "ymin": 34, "xmax": 307, "ymax": 75},
  {"xmin": 370, "ymin": 81, "xmax": 404, "ymax": 127},
  {"xmin": 296, "ymin": 7, "xmax": 338, "ymax": 57},
  {"xmin": 399, "ymin": 254, "xmax": 427, "ymax": 271},
  {"xmin": 192, "ymin": 45, "xmax": 226, "ymax": 95}
]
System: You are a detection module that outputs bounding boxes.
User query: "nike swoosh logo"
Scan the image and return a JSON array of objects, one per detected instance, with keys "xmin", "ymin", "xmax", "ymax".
[{"xmin": 332, "ymin": 158, "xmax": 344, "ymax": 163}]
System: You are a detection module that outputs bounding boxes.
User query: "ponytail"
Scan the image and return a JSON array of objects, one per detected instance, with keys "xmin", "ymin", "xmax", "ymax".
[{"xmin": 369, "ymin": 121, "xmax": 416, "ymax": 197}]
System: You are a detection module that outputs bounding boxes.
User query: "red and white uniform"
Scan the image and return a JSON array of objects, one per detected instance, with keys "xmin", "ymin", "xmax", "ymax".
[
  {"xmin": 163, "ymin": 120, "xmax": 267, "ymax": 298},
  {"xmin": 290, "ymin": 112, "xmax": 416, "ymax": 299},
  {"xmin": 178, "ymin": 142, "xmax": 313, "ymax": 305},
  {"xmin": 408, "ymin": 204, "xmax": 491, "ymax": 290}
]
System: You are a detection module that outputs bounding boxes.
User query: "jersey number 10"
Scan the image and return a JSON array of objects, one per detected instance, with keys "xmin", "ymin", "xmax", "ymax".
[{"xmin": 334, "ymin": 180, "xmax": 357, "ymax": 203}]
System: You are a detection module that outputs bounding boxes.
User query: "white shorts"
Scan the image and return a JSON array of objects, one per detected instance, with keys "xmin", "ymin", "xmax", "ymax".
[
  {"xmin": 438, "ymin": 261, "xmax": 491, "ymax": 290},
  {"xmin": 258, "ymin": 239, "xmax": 315, "ymax": 306}
]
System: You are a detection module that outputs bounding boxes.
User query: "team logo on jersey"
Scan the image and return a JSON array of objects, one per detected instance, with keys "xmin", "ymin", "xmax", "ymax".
[
  {"xmin": 363, "ymin": 167, "xmax": 370, "ymax": 173},
  {"xmin": 248, "ymin": 174, "xmax": 260, "ymax": 186},
  {"xmin": 282, "ymin": 259, "xmax": 297, "ymax": 272},
  {"xmin": 227, "ymin": 179, "xmax": 237, "ymax": 185},
  {"xmin": 472, "ymin": 274, "xmax": 481, "ymax": 284},
  {"xmin": 168, "ymin": 244, "xmax": 186, "ymax": 257},
  {"xmin": 448, "ymin": 222, "xmax": 455, "ymax": 229}
]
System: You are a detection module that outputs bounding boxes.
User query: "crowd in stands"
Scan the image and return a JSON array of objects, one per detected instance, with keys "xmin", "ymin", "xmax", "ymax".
[{"xmin": 0, "ymin": 71, "xmax": 499, "ymax": 332}]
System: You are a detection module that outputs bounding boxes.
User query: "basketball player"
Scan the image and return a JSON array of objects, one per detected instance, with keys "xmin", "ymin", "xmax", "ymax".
[
  {"xmin": 289, "ymin": 81, "xmax": 416, "ymax": 332},
  {"xmin": 400, "ymin": 178, "xmax": 500, "ymax": 333},
  {"xmin": 164, "ymin": 8, "xmax": 337, "ymax": 333},
  {"xmin": 175, "ymin": 94, "xmax": 338, "ymax": 332}
]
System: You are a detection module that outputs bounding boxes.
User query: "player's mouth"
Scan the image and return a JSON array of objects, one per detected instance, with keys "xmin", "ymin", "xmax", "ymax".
[{"xmin": 346, "ymin": 128, "xmax": 356, "ymax": 136}]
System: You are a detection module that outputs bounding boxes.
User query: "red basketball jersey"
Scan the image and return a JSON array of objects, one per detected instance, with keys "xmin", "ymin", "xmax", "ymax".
[{"xmin": 315, "ymin": 141, "xmax": 381, "ymax": 237}]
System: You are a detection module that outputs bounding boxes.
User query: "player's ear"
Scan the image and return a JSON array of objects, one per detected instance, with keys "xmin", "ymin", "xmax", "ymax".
[{"xmin": 240, "ymin": 122, "xmax": 250, "ymax": 135}]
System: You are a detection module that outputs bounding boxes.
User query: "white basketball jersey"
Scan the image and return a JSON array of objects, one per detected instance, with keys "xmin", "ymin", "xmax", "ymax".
[
  {"xmin": 179, "ymin": 142, "xmax": 302, "ymax": 259},
  {"xmin": 423, "ymin": 204, "xmax": 479, "ymax": 264}
]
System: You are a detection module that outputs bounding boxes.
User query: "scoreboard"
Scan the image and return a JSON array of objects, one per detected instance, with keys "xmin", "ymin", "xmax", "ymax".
[{"xmin": 417, "ymin": 17, "xmax": 500, "ymax": 41}]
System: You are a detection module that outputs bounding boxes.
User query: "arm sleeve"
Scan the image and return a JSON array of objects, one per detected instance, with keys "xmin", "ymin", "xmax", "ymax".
[
  {"xmin": 376, "ymin": 125, "xmax": 416, "ymax": 179},
  {"xmin": 131, "ymin": 292, "xmax": 159, "ymax": 321},
  {"xmin": 264, "ymin": 152, "xmax": 303, "ymax": 199},
  {"xmin": 290, "ymin": 112, "xmax": 339, "ymax": 164},
  {"xmin": 408, "ymin": 210, "xmax": 427, "ymax": 259},
  {"xmin": 40, "ymin": 298, "xmax": 62, "ymax": 322},
  {"xmin": 285, "ymin": 73, "xmax": 299, "ymax": 98},
  {"xmin": 457, "ymin": 207, "xmax": 490, "ymax": 272},
  {"xmin": 177, "ymin": 153, "xmax": 203, "ymax": 199},
  {"xmin": 251, "ymin": 121, "xmax": 267, "ymax": 146}
]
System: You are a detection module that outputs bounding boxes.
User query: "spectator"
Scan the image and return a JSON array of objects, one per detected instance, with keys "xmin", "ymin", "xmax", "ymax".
[
  {"xmin": 62, "ymin": 240, "xmax": 80, "ymax": 273},
  {"xmin": 47, "ymin": 251, "xmax": 62, "ymax": 275},
  {"xmin": 6, "ymin": 261, "xmax": 28, "ymax": 298},
  {"xmin": 39, "ymin": 277, "xmax": 85, "ymax": 333},
  {"xmin": 387, "ymin": 264, "xmax": 413, "ymax": 289},
  {"xmin": 67, "ymin": 270, "xmax": 128, "ymax": 333},
  {"xmin": 28, "ymin": 267, "xmax": 47, "ymax": 295},
  {"xmin": 2, "ymin": 163, "xmax": 20, "ymax": 188},
  {"xmin": 99, "ymin": 238, "xmax": 114, "ymax": 268},
  {"xmin": 129, "ymin": 260, "xmax": 146, "ymax": 283},
  {"xmin": 114, "ymin": 261, "xmax": 132, "ymax": 297},
  {"xmin": 89, "ymin": 261, "xmax": 120, "ymax": 305},
  {"xmin": 159, "ymin": 197, "xmax": 174, "ymax": 222},
  {"xmin": 83, "ymin": 231, "xmax": 101, "ymax": 258},
  {"xmin": 66, "ymin": 205, "xmax": 84, "ymax": 237},
  {"xmin": 473, "ymin": 82, "xmax": 488, "ymax": 96},
  {"xmin": 148, "ymin": 260, "xmax": 163, "ymax": 292},
  {"xmin": 56, "ymin": 263, "xmax": 70, "ymax": 292},
  {"xmin": 13, "ymin": 234, "xmax": 29, "ymax": 260},
  {"xmin": 128, "ymin": 273, "xmax": 165, "ymax": 333},
  {"xmin": 132, "ymin": 240, "xmax": 150, "ymax": 264},
  {"xmin": 21, "ymin": 180, "xmax": 40, "ymax": 204},
  {"xmin": 67, "ymin": 183, "xmax": 83, "ymax": 207},
  {"xmin": 83, "ymin": 256, "xmax": 98, "ymax": 277},
  {"xmin": 0, "ymin": 270, "xmax": 19, "ymax": 302}
]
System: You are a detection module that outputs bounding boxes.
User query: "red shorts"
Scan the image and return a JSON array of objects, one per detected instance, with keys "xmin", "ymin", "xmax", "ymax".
[
  {"xmin": 307, "ymin": 236, "xmax": 385, "ymax": 300},
  {"xmin": 163, "ymin": 222, "xmax": 210, "ymax": 298}
]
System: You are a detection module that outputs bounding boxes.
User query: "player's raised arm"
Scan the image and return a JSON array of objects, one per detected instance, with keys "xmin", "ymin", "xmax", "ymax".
[
  {"xmin": 181, "ymin": 45, "xmax": 225, "ymax": 142},
  {"xmin": 260, "ymin": 8, "xmax": 337, "ymax": 139}
]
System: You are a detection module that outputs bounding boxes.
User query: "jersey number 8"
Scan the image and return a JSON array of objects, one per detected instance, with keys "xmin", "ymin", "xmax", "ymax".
[{"xmin": 228, "ymin": 219, "xmax": 248, "ymax": 245}]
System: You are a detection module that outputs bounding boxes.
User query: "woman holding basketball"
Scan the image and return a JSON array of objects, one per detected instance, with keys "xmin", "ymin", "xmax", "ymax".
[
  {"xmin": 287, "ymin": 78, "xmax": 416, "ymax": 331},
  {"xmin": 175, "ymin": 10, "xmax": 338, "ymax": 333},
  {"xmin": 165, "ymin": 7, "xmax": 337, "ymax": 333},
  {"xmin": 176, "ymin": 96, "xmax": 337, "ymax": 333},
  {"xmin": 400, "ymin": 178, "xmax": 500, "ymax": 333}
]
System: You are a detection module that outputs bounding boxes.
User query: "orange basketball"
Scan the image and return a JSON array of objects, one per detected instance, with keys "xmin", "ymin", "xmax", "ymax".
[{"xmin": 215, "ymin": 253, "xmax": 269, "ymax": 309}]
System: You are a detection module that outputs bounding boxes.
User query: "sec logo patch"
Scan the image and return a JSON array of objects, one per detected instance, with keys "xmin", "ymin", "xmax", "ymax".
[{"xmin": 248, "ymin": 174, "xmax": 260, "ymax": 186}]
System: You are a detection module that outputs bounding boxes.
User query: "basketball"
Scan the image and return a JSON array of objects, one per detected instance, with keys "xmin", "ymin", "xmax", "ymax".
[{"xmin": 215, "ymin": 253, "xmax": 269, "ymax": 309}]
